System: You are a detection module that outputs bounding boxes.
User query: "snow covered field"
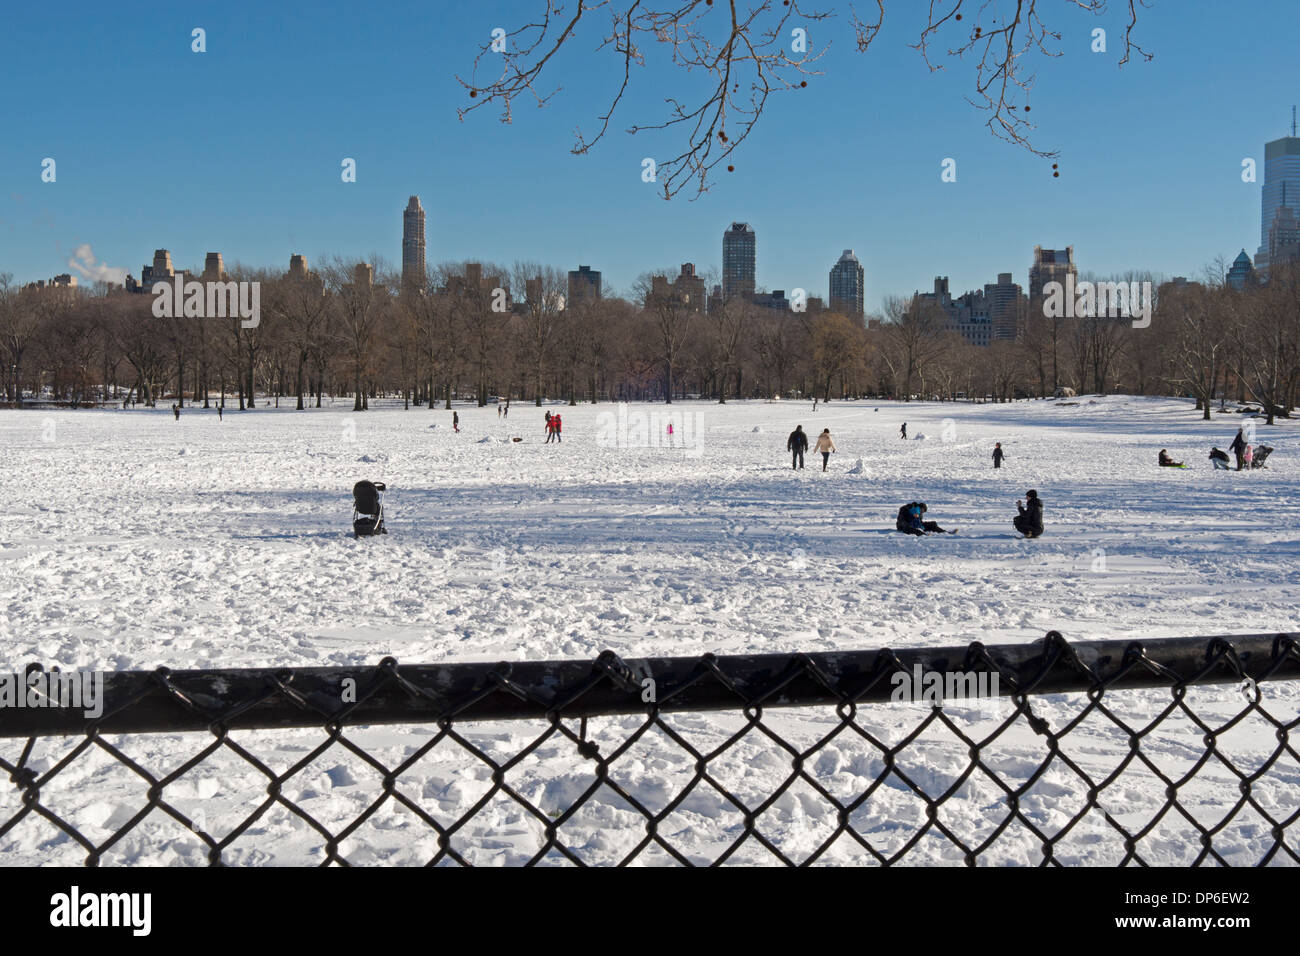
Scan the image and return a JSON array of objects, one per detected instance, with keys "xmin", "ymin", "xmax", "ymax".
[{"xmin": 2, "ymin": 396, "xmax": 1298, "ymax": 865}]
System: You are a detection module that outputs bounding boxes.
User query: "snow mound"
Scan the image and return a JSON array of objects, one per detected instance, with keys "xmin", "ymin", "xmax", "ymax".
[
  {"xmin": 357, "ymin": 454, "xmax": 378, "ymax": 463},
  {"xmin": 177, "ymin": 447, "xmax": 193, "ymax": 456},
  {"xmin": 752, "ymin": 426, "xmax": 762, "ymax": 433},
  {"xmin": 429, "ymin": 424, "xmax": 440, "ymax": 429},
  {"xmin": 477, "ymin": 436, "xmax": 495, "ymax": 444},
  {"xmin": 913, "ymin": 433, "xmax": 927, "ymax": 441},
  {"xmin": 847, "ymin": 458, "xmax": 865, "ymax": 474}
]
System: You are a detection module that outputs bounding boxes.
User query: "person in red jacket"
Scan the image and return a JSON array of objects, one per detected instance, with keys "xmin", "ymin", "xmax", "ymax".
[{"xmin": 553, "ymin": 414, "xmax": 563, "ymax": 442}]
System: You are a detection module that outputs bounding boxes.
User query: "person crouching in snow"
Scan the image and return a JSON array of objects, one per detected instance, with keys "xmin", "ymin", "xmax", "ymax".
[
  {"xmin": 1210, "ymin": 447, "xmax": 1231, "ymax": 470},
  {"xmin": 813, "ymin": 428, "xmax": 836, "ymax": 471},
  {"xmin": 1014, "ymin": 490, "xmax": 1043, "ymax": 538}
]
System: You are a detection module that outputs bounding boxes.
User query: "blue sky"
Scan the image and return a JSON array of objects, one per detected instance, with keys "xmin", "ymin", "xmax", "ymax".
[{"xmin": 0, "ymin": 0, "xmax": 1294, "ymax": 312}]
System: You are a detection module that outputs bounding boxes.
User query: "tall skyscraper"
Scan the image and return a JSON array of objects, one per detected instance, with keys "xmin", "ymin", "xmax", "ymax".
[
  {"xmin": 828, "ymin": 249, "xmax": 865, "ymax": 320},
  {"xmin": 202, "ymin": 252, "xmax": 225, "ymax": 281},
  {"xmin": 1256, "ymin": 120, "xmax": 1300, "ymax": 272},
  {"xmin": 288, "ymin": 254, "xmax": 309, "ymax": 279},
  {"xmin": 985, "ymin": 272, "xmax": 1024, "ymax": 341},
  {"xmin": 568, "ymin": 265, "xmax": 602, "ymax": 304},
  {"xmin": 402, "ymin": 196, "xmax": 426, "ymax": 290},
  {"xmin": 722, "ymin": 222, "xmax": 756, "ymax": 301},
  {"xmin": 1267, "ymin": 184, "xmax": 1300, "ymax": 268},
  {"xmin": 1028, "ymin": 246, "xmax": 1076, "ymax": 320}
]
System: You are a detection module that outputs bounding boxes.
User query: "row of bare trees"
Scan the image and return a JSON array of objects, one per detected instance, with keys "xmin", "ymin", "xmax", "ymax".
[{"xmin": 2, "ymin": 259, "xmax": 1298, "ymax": 420}]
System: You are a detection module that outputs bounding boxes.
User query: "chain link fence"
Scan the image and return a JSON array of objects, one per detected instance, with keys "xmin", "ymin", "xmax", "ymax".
[{"xmin": 2, "ymin": 631, "xmax": 1298, "ymax": 866}]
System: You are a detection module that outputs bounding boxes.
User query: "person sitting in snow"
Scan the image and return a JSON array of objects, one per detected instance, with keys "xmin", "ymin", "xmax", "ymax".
[
  {"xmin": 896, "ymin": 502, "xmax": 925, "ymax": 535},
  {"xmin": 1157, "ymin": 449, "xmax": 1183, "ymax": 467}
]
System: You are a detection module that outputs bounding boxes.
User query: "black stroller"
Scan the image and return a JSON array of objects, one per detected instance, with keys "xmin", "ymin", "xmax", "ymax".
[
  {"xmin": 1251, "ymin": 445, "xmax": 1274, "ymax": 469},
  {"xmin": 352, "ymin": 481, "xmax": 387, "ymax": 536}
]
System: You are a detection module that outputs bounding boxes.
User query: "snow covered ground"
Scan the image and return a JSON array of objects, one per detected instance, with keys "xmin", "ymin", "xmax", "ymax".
[{"xmin": 2, "ymin": 396, "xmax": 1297, "ymax": 865}]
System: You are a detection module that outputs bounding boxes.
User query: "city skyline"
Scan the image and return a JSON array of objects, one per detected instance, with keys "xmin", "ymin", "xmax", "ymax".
[{"xmin": 0, "ymin": 1, "xmax": 1292, "ymax": 312}]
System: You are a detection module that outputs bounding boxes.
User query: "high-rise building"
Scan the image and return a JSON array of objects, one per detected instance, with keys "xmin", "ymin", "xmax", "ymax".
[
  {"xmin": 288, "ymin": 254, "xmax": 309, "ymax": 279},
  {"xmin": 1256, "ymin": 124, "xmax": 1300, "ymax": 273},
  {"xmin": 828, "ymin": 249, "xmax": 865, "ymax": 320},
  {"xmin": 1028, "ymin": 246, "xmax": 1076, "ymax": 320},
  {"xmin": 140, "ymin": 249, "xmax": 177, "ymax": 293},
  {"xmin": 402, "ymin": 196, "xmax": 427, "ymax": 290},
  {"xmin": 913, "ymin": 277, "xmax": 992, "ymax": 347},
  {"xmin": 202, "ymin": 252, "xmax": 225, "ymax": 281},
  {"xmin": 567, "ymin": 265, "xmax": 601, "ymax": 304},
  {"xmin": 722, "ymin": 223, "xmax": 756, "ymax": 301},
  {"xmin": 648, "ymin": 263, "xmax": 707, "ymax": 313},
  {"xmin": 985, "ymin": 272, "xmax": 1025, "ymax": 341},
  {"xmin": 1226, "ymin": 250, "xmax": 1257, "ymax": 290},
  {"xmin": 1267, "ymin": 183, "xmax": 1300, "ymax": 269}
]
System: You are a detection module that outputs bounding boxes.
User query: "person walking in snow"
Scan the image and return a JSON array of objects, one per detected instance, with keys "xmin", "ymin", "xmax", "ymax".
[
  {"xmin": 553, "ymin": 414, "xmax": 562, "ymax": 443},
  {"xmin": 900, "ymin": 422, "xmax": 907, "ymax": 440},
  {"xmin": 497, "ymin": 403, "xmax": 502, "ymax": 418},
  {"xmin": 787, "ymin": 425, "xmax": 808, "ymax": 469},
  {"xmin": 992, "ymin": 442, "xmax": 1004, "ymax": 468},
  {"xmin": 544, "ymin": 410, "xmax": 553, "ymax": 441},
  {"xmin": 666, "ymin": 422, "xmax": 674, "ymax": 447},
  {"xmin": 172, "ymin": 404, "xmax": 180, "ymax": 421},
  {"xmin": 1230, "ymin": 428, "xmax": 1247, "ymax": 471},
  {"xmin": 1013, "ymin": 490, "xmax": 1044, "ymax": 538},
  {"xmin": 503, "ymin": 402, "xmax": 509, "ymax": 418},
  {"xmin": 813, "ymin": 428, "xmax": 836, "ymax": 471},
  {"xmin": 218, "ymin": 405, "xmax": 223, "ymax": 421},
  {"xmin": 453, "ymin": 411, "xmax": 460, "ymax": 434}
]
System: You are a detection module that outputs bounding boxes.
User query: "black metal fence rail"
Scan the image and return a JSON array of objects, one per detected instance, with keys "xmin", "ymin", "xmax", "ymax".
[
  {"xmin": 1, "ymin": 631, "xmax": 1298, "ymax": 866},
  {"xmin": 3, "ymin": 632, "xmax": 1298, "ymax": 736}
]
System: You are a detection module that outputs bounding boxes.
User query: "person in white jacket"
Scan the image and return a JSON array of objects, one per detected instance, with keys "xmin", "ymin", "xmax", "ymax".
[{"xmin": 813, "ymin": 428, "xmax": 836, "ymax": 471}]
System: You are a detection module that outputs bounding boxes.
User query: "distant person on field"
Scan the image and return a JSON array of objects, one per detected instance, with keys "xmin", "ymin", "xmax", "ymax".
[
  {"xmin": 1230, "ymin": 428, "xmax": 1247, "ymax": 470},
  {"xmin": 666, "ymin": 422, "xmax": 674, "ymax": 446},
  {"xmin": 553, "ymin": 414, "xmax": 562, "ymax": 442},
  {"xmin": 787, "ymin": 424, "xmax": 808, "ymax": 470},
  {"xmin": 813, "ymin": 428, "xmax": 836, "ymax": 471},
  {"xmin": 172, "ymin": 404, "xmax": 180, "ymax": 421},
  {"xmin": 992, "ymin": 442, "xmax": 1004, "ymax": 468},
  {"xmin": 900, "ymin": 422, "xmax": 907, "ymax": 440},
  {"xmin": 453, "ymin": 411, "xmax": 459, "ymax": 433},
  {"xmin": 1013, "ymin": 490, "xmax": 1044, "ymax": 538},
  {"xmin": 1244, "ymin": 444, "xmax": 1254, "ymax": 468},
  {"xmin": 218, "ymin": 405, "xmax": 223, "ymax": 421}
]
